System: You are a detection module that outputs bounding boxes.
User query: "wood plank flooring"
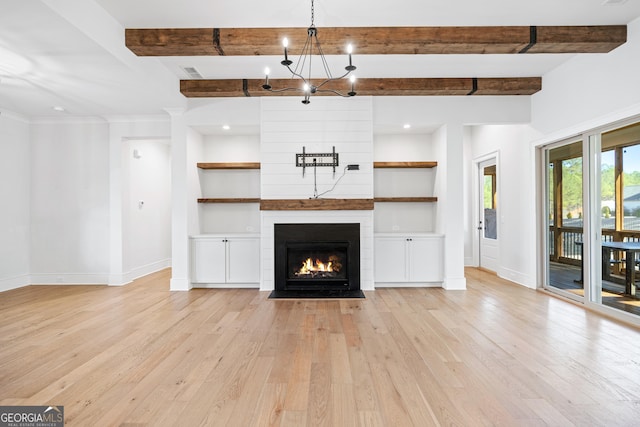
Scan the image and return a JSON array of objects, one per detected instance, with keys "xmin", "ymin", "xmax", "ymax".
[{"xmin": 1, "ymin": 268, "xmax": 639, "ymax": 426}]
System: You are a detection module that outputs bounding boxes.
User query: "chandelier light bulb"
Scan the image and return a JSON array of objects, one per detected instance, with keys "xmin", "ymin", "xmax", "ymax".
[
  {"xmin": 348, "ymin": 75, "xmax": 356, "ymax": 97},
  {"xmin": 346, "ymin": 44, "xmax": 356, "ymax": 71},
  {"xmin": 281, "ymin": 37, "xmax": 292, "ymax": 66},
  {"xmin": 262, "ymin": 67, "xmax": 272, "ymax": 90}
]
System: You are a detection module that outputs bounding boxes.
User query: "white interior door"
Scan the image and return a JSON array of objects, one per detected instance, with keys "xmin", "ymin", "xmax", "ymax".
[{"xmin": 479, "ymin": 158, "xmax": 499, "ymax": 272}]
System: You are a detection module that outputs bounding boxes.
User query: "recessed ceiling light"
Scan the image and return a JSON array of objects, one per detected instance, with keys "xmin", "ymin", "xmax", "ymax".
[
  {"xmin": 222, "ymin": 125, "xmax": 230, "ymax": 130},
  {"xmin": 403, "ymin": 124, "xmax": 411, "ymax": 129},
  {"xmin": 52, "ymin": 106, "xmax": 65, "ymax": 112},
  {"xmin": 602, "ymin": 0, "xmax": 628, "ymax": 5}
]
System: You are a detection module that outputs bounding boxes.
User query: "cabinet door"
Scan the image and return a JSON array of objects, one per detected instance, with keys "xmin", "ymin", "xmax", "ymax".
[
  {"xmin": 192, "ymin": 239, "xmax": 226, "ymax": 283},
  {"xmin": 227, "ymin": 238, "xmax": 260, "ymax": 283},
  {"xmin": 408, "ymin": 238, "xmax": 443, "ymax": 282},
  {"xmin": 374, "ymin": 237, "xmax": 408, "ymax": 282}
]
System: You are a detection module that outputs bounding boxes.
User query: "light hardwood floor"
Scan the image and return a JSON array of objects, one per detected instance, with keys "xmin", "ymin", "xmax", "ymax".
[{"xmin": 1, "ymin": 268, "xmax": 639, "ymax": 426}]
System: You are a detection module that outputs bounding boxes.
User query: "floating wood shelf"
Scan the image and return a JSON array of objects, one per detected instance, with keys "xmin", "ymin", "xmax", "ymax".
[
  {"xmin": 374, "ymin": 161, "xmax": 437, "ymax": 168},
  {"xmin": 198, "ymin": 198, "xmax": 261, "ymax": 203},
  {"xmin": 260, "ymin": 199, "xmax": 374, "ymax": 211},
  {"xmin": 374, "ymin": 197, "xmax": 438, "ymax": 203},
  {"xmin": 197, "ymin": 162, "xmax": 260, "ymax": 169}
]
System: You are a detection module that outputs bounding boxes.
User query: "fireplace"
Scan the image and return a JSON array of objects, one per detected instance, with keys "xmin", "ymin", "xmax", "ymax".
[{"xmin": 272, "ymin": 223, "xmax": 363, "ymax": 298}]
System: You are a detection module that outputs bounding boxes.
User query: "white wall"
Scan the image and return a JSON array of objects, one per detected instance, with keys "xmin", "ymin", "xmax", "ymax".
[
  {"xmin": 469, "ymin": 124, "xmax": 541, "ymax": 288},
  {"xmin": 532, "ymin": 17, "xmax": 640, "ymax": 135},
  {"xmin": 30, "ymin": 119, "xmax": 110, "ymax": 283},
  {"xmin": 462, "ymin": 126, "xmax": 474, "ymax": 266},
  {"xmin": 187, "ymin": 128, "xmax": 204, "ymax": 238},
  {"xmin": 0, "ymin": 113, "xmax": 30, "ymax": 291},
  {"xmin": 202, "ymin": 134, "xmax": 260, "ymax": 161},
  {"xmin": 124, "ymin": 139, "xmax": 172, "ymax": 279}
]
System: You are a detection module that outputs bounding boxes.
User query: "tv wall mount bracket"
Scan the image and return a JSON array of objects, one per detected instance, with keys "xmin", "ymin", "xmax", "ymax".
[{"xmin": 296, "ymin": 146, "xmax": 339, "ymax": 177}]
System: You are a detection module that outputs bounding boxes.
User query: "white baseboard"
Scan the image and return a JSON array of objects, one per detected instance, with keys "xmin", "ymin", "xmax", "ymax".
[
  {"xmin": 111, "ymin": 259, "xmax": 172, "ymax": 286},
  {"xmin": 192, "ymin": 282, "xmax": 259, "ymax": 289},
  {"xmin": 498, "ymin": 267, "xmax": 535, "ymax": 289},
  {"xmin": 0, "ymin": 274, "xmax": 30, "ymax": 292},
  {"xmin": 374, "ymin": 282, "xmax": 442, "ymax": 288},
  {"xmin": 29, "ymin": 273, "xmax": 109, "ymax": 285}
]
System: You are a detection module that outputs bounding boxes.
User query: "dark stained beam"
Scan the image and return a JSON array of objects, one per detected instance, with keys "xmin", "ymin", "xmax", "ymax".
[
  {"xmin": 179, "ymin": 77, "xmax": 542, "ymax": 98},
  {"xmin": 126, "ymin": 26, "xmax": 626, "ymax": 56}
]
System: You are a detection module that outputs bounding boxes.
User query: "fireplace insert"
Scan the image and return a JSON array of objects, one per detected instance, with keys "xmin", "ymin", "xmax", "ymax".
[{"xmin": 272, "ymin": 223, "xmax": 363, "ymax": 298}]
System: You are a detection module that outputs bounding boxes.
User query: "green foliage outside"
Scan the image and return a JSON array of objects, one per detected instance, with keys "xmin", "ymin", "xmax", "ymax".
[
  {"xmin": 561, "ymin": 160, "xmax": 640, "ymax": 217},
  {"xmin": 562, "ymin": 158, "xmax": 582, "ymax": 218}
]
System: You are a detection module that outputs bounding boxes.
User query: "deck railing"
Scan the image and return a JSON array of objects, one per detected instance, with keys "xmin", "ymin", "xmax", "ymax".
[{"xmin": 550, "ymin": 227, "xmax": 640, "ymax": 267}]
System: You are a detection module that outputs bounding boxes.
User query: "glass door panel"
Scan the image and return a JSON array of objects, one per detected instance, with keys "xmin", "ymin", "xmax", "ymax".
[
  {"xmin": 598, "ymin": 122, "xmax": 640, "ymax": 316},
  {"xmin": 546, "ymin": 141, "xmax": 584, "ymax": 300}
]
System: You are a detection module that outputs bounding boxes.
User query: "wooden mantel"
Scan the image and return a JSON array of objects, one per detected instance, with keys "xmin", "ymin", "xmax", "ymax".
[{"xmin": 260, "ymin": 199, "xmax": 375, "ymax": 211}]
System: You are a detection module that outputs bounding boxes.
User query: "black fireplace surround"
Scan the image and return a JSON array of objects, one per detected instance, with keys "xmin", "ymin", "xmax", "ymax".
[{"xmin": 271, "ymin": 223, "xmax": 364, "ymax": 298}]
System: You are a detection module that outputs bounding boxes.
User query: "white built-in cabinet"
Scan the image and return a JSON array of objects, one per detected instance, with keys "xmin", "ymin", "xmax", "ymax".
[
  {"xmin": 373, "ymin": 161, "xmax": 443, "ymax": 285},
  {"xmin": 374, "ymin": 234, "xmax": 444, "ymax": 284},
  {"xmin": 190, "ymin": 234, "xmax": 260, "ymax": 286}
]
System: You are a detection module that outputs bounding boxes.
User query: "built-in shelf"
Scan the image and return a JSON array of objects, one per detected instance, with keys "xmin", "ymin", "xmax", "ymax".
[
  {"xmin": 374, "ymin": 197, "xmax": 437, "ymax": 203},
  {"xmin": 198, "ymin": 198, "xmax": 261, "ymax": 204},
  {"xmin": 373, "ymin": 161, "xmax": 437, "ymax": 169},
  {"xmin": 260, "ymin": 199, "xmax": 374, "ymax": 211},
  {"xmin": 197, "ymin": 162, "xmax": 261, "ymax": 169},
  {"xmin": 374, "ymin": 161, "xmax": 437, "ymax": 204}
]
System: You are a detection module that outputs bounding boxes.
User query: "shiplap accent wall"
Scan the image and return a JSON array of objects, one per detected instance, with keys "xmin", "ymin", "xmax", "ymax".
[
  {"xmin": 260, "ymin": 97, "xmax": 374, "ymax": 199},
  {"xmin": 260, "ymin": 97, "xmax": 375, "ymax": 291}
]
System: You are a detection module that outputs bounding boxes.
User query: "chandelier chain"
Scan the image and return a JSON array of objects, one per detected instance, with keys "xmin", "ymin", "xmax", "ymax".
[{"xmin": 311, "ymin": 0, "xmax": 315, "ymax": 26}]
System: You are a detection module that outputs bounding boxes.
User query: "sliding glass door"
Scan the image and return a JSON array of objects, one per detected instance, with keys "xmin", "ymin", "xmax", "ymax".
[{"xmin": 542, "ymin": 119, "xmax": 640, "ymax": 322}]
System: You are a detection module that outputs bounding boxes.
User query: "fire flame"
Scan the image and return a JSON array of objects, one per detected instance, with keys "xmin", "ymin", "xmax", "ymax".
[{"xmin": 299, "ymin": 258, "xmax": 334, "ymax": 274}]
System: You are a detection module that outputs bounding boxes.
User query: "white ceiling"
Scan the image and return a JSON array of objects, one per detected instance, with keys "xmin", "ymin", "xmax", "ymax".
[{"xmin": 1, "ymin": 0, "xmax": 639, "ymax": 121}]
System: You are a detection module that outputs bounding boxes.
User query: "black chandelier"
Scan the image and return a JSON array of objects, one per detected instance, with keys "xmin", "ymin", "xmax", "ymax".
[{"xmin": 262, "ymin": 0, "xmax": 357, "ymax": 104}]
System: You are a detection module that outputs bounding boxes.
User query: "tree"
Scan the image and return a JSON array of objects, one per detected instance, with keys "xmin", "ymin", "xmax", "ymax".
[{"xmin": 562, "ymin": 158, "xmax": 582, "ymax": 217}]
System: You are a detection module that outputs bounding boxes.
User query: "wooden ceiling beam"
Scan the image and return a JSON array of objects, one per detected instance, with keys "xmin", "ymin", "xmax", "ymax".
[
  {"xmin": 179, "ymin": 77, "xmax": 542, "ymax": 98},
  {"xmin": 126, "ymin": 25, "xmax": 626, "ymax": 56}
]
